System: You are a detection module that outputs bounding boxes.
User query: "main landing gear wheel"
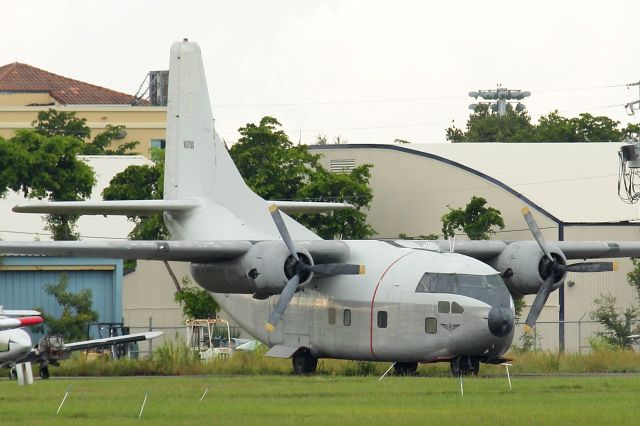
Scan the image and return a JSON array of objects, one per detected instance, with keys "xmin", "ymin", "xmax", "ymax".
[
  {"xmin": 9, "ymin": 367, "xmax": 17, "ymax": 380},
  {"xmin": 393, "ymin": 362, "xmax": 418, "ymax": 376},
  {"xmin": 39, "ymin": 366, "xmax": 50, "ymax": 379},
  {"xmin": 450, "ymin": 357, "xmax": 480, "ymax": 377},
  {"xmin": 292, "ymin": 348, "xmax": 317, "ymax": 375}
]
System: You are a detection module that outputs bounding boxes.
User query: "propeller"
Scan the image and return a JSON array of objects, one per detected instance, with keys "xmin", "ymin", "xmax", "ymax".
[
  {"xmin": 521, "ymin": 207, "xmax": 617, "ymax": 331},
  {"xmin": 265, "ymin": 204, "xmax": 365, "ymax": 332}
]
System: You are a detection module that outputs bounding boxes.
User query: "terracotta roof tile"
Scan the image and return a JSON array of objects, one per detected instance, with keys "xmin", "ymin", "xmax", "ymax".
[{"xmin": 0, "ymin": 62, "xmax": 145, "ymax": 105}]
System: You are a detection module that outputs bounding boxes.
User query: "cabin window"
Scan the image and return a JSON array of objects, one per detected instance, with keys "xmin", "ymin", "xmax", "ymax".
[
  {"xmin": 451, "ymin": 301, "xmax": 464, "ymax": 314},
  {"xmin": 328, "ymin": 308, "xmax": 336, "ymax": 325},
  {"xmin": 377, "ymin": 311, "xmax": 388, "ymax": 328},
  {"xmin": 0, "ymin": 340, "xmax": 8, "ymax": 352},
  {"xmin": 425, "ymin": 317, "xmax": 437, "ymax": 334},
  {"xmin": 343, "ymin": 309, "xmax": 352, "ymax": 326},
  {"xmin": 438, "ymin": 301, "xmax": 450, "ymax": 314}
]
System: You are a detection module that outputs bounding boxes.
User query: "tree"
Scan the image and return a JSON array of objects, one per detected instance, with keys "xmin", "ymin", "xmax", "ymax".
[
  {"xmin": 441, "ymin": 196, "xmax": 505, "ymax": 240},
  {"xmin": 7, "ymin": 130, "xmax": 95, "ymax": 240},
  {"xmin": 35, "ymin": 274, "xmax": 99, "ymax": 342},
  {"xmin": 174, "ymin": 277, "xmax": 219, "ymax": 319},
  {"xmin": 296, "ymin": 165, "xmax": 375, "ymax": 239},
  {"xmin": 590, "ymin": 294, "xmax": 639, "ymax": 349},
  {"xmin": 447, "ymin": 105, "xmax": 638, "ymax": 143},
  {"xmin": 231, "ymin": 116, "xmax": 375, "ymax": 239},
  {"xmin": 446, "ymin": 104, "xmax": 535, "ymax": 142},
  {"xmin": 102, "ymin": 149, "xmax": 167, "ymax": 240}
]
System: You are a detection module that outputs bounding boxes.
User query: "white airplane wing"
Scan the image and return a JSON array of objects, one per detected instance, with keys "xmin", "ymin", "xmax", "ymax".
[
  {"xmin": 62, "ymin": 331, "xmax": 163, "ymax": 352},
  {"xmin": 0, "ymin": 239, "xmax": 350, "ymax": 263},
  {"xmin": 0, "ymin": 316, "xmax": 43, "ymax": 331}
]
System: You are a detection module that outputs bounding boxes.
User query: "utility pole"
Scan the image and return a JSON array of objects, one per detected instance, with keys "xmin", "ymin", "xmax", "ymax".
[
  {"xmin": 468, "ymin": 85, "xmax": 530, "ymax": 116},
  {"xmin": 625, "ymin": 81, "xmax": 640, "ymax": 116}
]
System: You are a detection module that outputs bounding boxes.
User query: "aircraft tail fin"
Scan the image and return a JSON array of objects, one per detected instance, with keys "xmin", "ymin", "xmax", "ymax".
[{"xmin": 163, "ymin": 41, "xmax": 318, "ymax": 241}]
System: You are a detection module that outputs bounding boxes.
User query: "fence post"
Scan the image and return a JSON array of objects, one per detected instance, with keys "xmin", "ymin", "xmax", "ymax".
[{"xmin": 148, "ymin": 316, "xmax": 153, "ymax": 354}]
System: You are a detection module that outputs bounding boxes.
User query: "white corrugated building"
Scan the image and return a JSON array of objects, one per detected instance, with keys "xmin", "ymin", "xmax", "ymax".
[{"xmin": 311, "ymin": 142, "xmax": 640, "ymax": 352}]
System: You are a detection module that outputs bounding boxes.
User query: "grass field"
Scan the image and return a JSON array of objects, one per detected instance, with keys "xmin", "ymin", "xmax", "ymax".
[{"xmin": 2, "ymin": 374, "xmax": 640, "ymax": 425}]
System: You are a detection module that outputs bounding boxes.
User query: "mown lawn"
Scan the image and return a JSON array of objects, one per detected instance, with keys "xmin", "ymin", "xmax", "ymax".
[{"xmin": 2, "ymin": 375, "xmax": 640, "ymax": 425}]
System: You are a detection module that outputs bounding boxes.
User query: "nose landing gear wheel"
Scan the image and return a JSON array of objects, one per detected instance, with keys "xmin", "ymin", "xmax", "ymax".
[
  {"xmin": 450, "ymin": 357, "xmax": 480, "ymax": 377},
  {"xmin": 39, "ymin": 366, "xmax": 50, "ymax": 379}
]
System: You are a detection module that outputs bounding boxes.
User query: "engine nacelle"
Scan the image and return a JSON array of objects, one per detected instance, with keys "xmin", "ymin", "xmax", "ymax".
[
  {"xmin": 489, "ymin": 241, "xmax": 567, "ymax": 296},
  {"xmin": 190, "ymin": 241, "xmax": 314, "ymax": 297}
]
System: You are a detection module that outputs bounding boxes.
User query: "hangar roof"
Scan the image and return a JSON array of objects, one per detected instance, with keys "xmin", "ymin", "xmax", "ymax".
[
  {"xmin": 314, "ymin": 142, "xmax": 636, "ymax": 224},
  {"xmin": 0, "ymin": 155, "xmax": 153, "ymax": 241}
]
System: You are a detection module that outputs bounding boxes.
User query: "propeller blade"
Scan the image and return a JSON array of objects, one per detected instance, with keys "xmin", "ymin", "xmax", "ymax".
[
  {"xmin": 312, "ymin": 263, "xmax": 365, "ymax": 276},
  {"xmin": 521, "ymin": 206, "xmax": 554, "ymax": 262},
  {"xmin": 265, "ymin": 274, "xmax": 300, "ymax": 332},
  {"xmin": 269, "ymin": 204, "xmax": 299, "ymax": 262},
  {"xmin": 564, "ymin": 261, "xmax": 618, "ymax": 273},
  {"xmin": 524, "ymin": 275, "xmax": 554, "ymax": 331}
]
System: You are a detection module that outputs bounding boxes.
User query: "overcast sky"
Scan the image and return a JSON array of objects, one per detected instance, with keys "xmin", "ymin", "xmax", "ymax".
[{"xmin": 4, "ymin": 1, "xmax": 640, "ymax": 144}]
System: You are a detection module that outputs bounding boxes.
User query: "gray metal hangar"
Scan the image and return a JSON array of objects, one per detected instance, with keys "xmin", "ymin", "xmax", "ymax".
[{"xmin": 311, "ymin": 142, "xmax": 640, "ymax": 352}]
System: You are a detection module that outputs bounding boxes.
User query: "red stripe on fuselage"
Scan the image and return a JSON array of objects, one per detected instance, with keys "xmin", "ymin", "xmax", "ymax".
[{"xmin": 369, "ymin": 251, "xmax": 414, "ymax": 359}]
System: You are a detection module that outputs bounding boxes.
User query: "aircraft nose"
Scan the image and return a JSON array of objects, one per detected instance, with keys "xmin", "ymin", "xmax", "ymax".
[{"xmin": 488, "ymin": 306, "xmax": 514, "ymax": 337}]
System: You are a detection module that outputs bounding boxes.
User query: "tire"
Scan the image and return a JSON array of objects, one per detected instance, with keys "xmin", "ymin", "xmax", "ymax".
[
  {"xmin": 9, "ymin": 368, "xmax": 17, "ymax": 380},
  {"xmin": 39, "ymin": 366, "xmax": 50, "ymax": 380},
  {"xmin": 291, "ymin": 348, "xmax": 317, "ymax": 375},
  {"xmin": 450, "ymin": 357, "xmax": 480, "ymax": 377},
  {"xmin": 393, "ymin": 362, "xmax": 418, "ymax": 376}
]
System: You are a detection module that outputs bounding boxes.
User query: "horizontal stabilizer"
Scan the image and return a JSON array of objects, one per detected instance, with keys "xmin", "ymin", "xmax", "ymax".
[
  {"xmin": 273, "ymin": 201, "xmax": 353, "ymax": 213},
  {"xmin": 12, "ymin": 199, "xmax": 352, "ymax": 216},
  {"xmin": 12, "ymin": 199, "xmax": 201, "ymax": 216}
]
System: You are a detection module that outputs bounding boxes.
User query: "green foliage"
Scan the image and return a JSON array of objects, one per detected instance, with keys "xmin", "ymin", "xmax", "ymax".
[
  {"xmin": 627, "ymin": 258, "xmax": 640, "ymax": 299},
  {"xmin": 36, "ymin": 274, "xmax": 99, "ymax": 341},
  {"xmin": 231, "ymin": 116, "xmax": 319, "ymax": 200},
  {"xmin": 398, "ymin": 233, "xmax": 439, "ymax": 240},
  {"xmin": 295, "ymin": 165, "xmax": 375, "ymax": 239},
  {"xmin": 81, "ymin": 124, "xmax": 140, "ymax": 155},
  {"xmin": 590, "ymin": 294, "xmax": 639, "ymax": 349},
  {"xmin": 174, "ymin": 277, "xmax": 219, "ymax": 319},
  {"xmin": 447, "ymin": 105, "xmax": 638, "ymax": 143},
  {"xmin": 33, "ymin": 108, "xmax": 91, "ymax": 139},
  {"xmin": 6, "ymin": 129, "xmax": 95, "ymax": 240},
  {"xmin": 102, "ymin": 154, "xmax": 168, "ymax": 240},
  {"xmin": 441, "ymin": 196, "xmax": 505, "ymax": 240},
  {"xmin": 231, "ymin": 116, "xmax": 375, "ymax": 239},
  {"xmin": 513, "ymin": 296, "xmax": 526, "ymax": 321},
  {"xmin": 33, "ymin": 109, "xmax": 139, "ymax": 154},
  {"xmin": 446, "ymin": 104, "xmax": 534, "ymax": 142}
]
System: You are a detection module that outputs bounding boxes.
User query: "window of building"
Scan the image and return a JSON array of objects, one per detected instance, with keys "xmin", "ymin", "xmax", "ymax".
[
  {"xmin": 151, "ymin": 139, "xmax": 166, "ymax": 149},
  {"xmin": 438, "ymin": 301, "xmax": 450, "ymax": 314},
  {"xmin": 425, "ymin": 317, "xmax": 437, "ymax": 334},
  {"xmin": 451, "ymin": 301, "xmax": 464, "ymax": 314},
  {"xmin": 343, "ymin": 309, "xmax": 351, "ymax": 326},
  {"xmin": 377, "ymin": 311, "xmax": 388, "ymax": 328},
  {"xmin": 328, "ymin": 307, "xmax": 336, "ymax": 325}
]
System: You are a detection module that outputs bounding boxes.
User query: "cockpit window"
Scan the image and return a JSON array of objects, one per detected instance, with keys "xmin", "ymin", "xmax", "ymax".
[
  {"xmin": 415, "ymin": 273, "xmax": 506, "ymax": 293},
  {"xmin": 0, "ymin": 340, "xmax": 9, "ymax": 352}
]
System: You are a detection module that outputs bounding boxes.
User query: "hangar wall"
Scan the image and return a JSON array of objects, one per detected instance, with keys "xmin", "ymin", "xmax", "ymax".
[{"xmin": 311, "ymin": 144, "xmax": 638, "ymax": 352}]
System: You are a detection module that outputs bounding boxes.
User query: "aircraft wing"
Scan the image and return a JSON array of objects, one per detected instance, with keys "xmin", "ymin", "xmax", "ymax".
[
  {"xmin": 414, "ymin": 240, "xmax": 640, "ymax": 261},
  {"xmin": 0, "ymin": 316, "xmax": 43, "ymax": 331},
  {"xmin": 12, "ymin": 199, "xmax": 352, "ymax": 216},
  {"xmin": 62, "ymin": 331, "xmax": 163, "ymax": 352},
  {"xmin": 0, "ymin": 239, "xmax": 350, "ymax": 263}
]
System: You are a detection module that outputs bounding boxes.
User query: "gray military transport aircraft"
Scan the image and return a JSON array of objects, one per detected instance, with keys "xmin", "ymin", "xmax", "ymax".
[{"xmin": 3, "ymin": 40, "xmax": 640, "ymax": 376}]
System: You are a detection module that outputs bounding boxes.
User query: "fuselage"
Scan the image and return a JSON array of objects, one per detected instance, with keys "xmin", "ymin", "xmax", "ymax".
[
  {"xmin": 0, "ymin": 328, "xmax": 33, "ymax": 368},
  {"xmin": 195, "ymin": 240, "xmax": 515, "ymax": 363}
]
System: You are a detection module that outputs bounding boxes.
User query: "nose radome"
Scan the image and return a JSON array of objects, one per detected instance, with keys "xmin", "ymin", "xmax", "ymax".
[{"xmin": 488, "ymin": 306, "xmax": 514, "ymax": 337}]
